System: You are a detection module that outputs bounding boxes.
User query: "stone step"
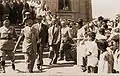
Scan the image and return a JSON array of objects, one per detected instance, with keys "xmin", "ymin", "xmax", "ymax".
[
  {"xmin": 6, "ymin": 51, "xmax": 50, "ymax": 60},
  {"xmin": 16, "ymin": 46, "xmax": 49, "ymax": 52},
  {"xmin": 5, "ymin": 26, "xmax": 50, "ymax": 60}
]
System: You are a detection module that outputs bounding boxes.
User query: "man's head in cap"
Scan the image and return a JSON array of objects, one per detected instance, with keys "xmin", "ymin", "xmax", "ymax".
[
  {"xmin": 111, "ymin": 34, "xmax": 119, "ymax": 43},
  {"xmin": 51, "ymin": 18, "xmax": 56, "ymax": 25},
  {"xmin": 3, "ymin": 19, "xmax": 10, "ymax": 28},
  {"xmin": 99, "ymin": 28, "xmax": 105, "ymax": 35},
  {"xmin": 69, "ymin": 20, "xmax": 75, "ymax": 28},
  {"xmin": 36, "ymin": 15, "xmax": 43, "ymax": 23},
  {"xmin": 24, "ymin": 18, "xmax": 33, "ymax": 27},
  {"xmin": 109, "ymin": 34, "xmax": 119, "ymax": 51},
  {"xmin": 78, "ymin": 18, "xmax": 84, "ymax": 24},
  {"xmin": 103, "ymin": 19, "xmax": 109, "ymax": 23},
  {"xmin": 61, "ymin": 20, "xmax": 66, "ymax": 28},
  {"xmin": 98, "ymin": 16, "xmax": 104, "ymax": 21}
]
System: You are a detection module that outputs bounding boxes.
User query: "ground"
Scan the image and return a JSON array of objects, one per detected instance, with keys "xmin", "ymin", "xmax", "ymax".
[{"xmin": 1, "ymin": 58, "xmax": 88, "ymax": 75}]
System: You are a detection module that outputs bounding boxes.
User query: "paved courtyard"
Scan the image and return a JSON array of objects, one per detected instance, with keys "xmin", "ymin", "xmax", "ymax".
[
  {"xmin": 1, "ymin": 58, "xmax": 88, "ymax": 75},
  {"xmin": 0, "ymin": 58, "xmax": 118, "ymax": 76}
]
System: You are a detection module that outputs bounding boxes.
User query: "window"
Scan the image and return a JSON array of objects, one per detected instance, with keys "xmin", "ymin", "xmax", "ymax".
[{"xmin": 59, "ymin": 0, "xmax": 71, "ymax": 11}]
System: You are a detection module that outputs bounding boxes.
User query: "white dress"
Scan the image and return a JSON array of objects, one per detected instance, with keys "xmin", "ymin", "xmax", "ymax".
[
  {"xmin": 114, "ymin": 49, "xmax": 120, "ymax": 71},
  {"xmin": 77, "ymin": 28, "xmax": 86, "ymax": 66},
  {"xmin": 98, "ymin": 52, "xmax": 108, "ymax": 73},
  {"xmin": 98, "ymin": 49, "xmax": 114, "ymax": 73}
]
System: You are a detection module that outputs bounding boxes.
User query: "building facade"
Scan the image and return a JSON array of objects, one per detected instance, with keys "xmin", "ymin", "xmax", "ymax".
[{"xmin": 45, "ymin": 0, "xmax": 92, "ymax": 22}]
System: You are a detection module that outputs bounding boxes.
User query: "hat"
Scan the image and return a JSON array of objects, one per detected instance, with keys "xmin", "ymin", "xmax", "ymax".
[
  {"xmin": 36, "ymin": 15, "xmax": 42, "ymax": 20},
  {"xmin": 111, "ymin": 34, "xmax": 119, "ymax": 42},
  {"xmin": 78, "ymin": 18, "xmax": 83, "ymax": 22},
  {"xmin": 99, "ymin": 28, "xmax": 105, "ymax": 32},
  {"xmin": 67, "ymin": 19, "xmax": 72, "ymax": 21},
  {"xmin": 4, "ymin": 16, "xmax": 9, "ymax": 20},
  {"xmin": 25, "ymin": 12, "xmax": 31, "ymax": 15},
  {"xmin": 3, "ymin": 14, "xmax": 9, "ymax": 20},
  {"xmin": 98, "ymin": 16, "xmax": 104, "ymax": 21},
  {"xmin": 103, "ymin": 19, "xmax": 109, "ymax": 23},
  {"xmin": 23, "ymin": 18, "xmax": 32, "ymax": 23},
  {"xmin": 88, "ymin": 32, "xmax": 96, "ymax": 38}
]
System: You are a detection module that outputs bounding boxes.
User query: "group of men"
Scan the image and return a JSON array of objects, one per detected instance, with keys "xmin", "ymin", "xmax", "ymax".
[{"xmin": 0, "ymin": 0, "xmax": 77, "ymax": 73}]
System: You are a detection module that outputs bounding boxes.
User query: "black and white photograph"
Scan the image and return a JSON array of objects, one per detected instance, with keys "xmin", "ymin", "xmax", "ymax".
[{"xmin": 0, "ymin": 0, "xmax": 119, "ymax": 75}]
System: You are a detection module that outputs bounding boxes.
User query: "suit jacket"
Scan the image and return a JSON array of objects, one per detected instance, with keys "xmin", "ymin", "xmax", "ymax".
[
  {"xmin": 48, "ymin": 25, "xmax": 61, "ymax": 46},
  {"xmin": 33, "ymin": 23, "xmax": 48, "ymax": 46}
]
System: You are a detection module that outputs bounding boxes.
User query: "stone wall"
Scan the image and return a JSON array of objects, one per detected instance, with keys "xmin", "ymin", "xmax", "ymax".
[{"xmin": 26, "ymin": 0, "xmax": 92, "ymax": 21}]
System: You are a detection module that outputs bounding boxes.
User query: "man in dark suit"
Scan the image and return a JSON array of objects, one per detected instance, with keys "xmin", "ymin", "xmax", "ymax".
[
  {"xmin": 48, "ymin": 19, "xmax": 61, "ymax": 64},
  {"xmin": 33, "ymin": 16, "xmax": 48, "ymax": 71}
]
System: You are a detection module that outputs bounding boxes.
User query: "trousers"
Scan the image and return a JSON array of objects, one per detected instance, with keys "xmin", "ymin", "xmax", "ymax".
[
  {"xmin": 36, "ymin": 44, "xmax": 45, "ymax": 66},
  {"xmin": 50, "ymin": 44, "xmax": 60, "ymax": 64},
  {"xmin": 24, "ymin": 52, "xmax": 36, "ymax": 72}
]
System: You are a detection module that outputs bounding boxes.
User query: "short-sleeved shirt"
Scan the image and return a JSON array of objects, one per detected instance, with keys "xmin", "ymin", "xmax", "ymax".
[{"xmin": 0, "ymin": 26, "xmax": 17, "ymax": 51}]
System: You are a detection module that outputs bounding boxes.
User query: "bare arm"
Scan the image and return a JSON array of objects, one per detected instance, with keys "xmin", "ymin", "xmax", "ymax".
[
  {"xmin": 13, "ymin": 34, "xmax": 24, "ymax": 53},
  {"xmin": 68, "ymin": 28, "xmax": 72, "ymax": 39},
  {"xmin": 55, "ymin": 27, "xmax": 61, "ymax": 44}
]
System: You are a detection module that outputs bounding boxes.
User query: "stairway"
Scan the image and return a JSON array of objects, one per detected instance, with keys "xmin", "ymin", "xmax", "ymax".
[{"xmin": 6, "ymin": 25, "xmax": 49, "ymax": 60}]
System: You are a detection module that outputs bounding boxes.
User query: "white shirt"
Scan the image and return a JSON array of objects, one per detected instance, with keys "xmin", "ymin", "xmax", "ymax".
[
  {"xmin": 0, "ymin": 26, "xmax": 9, "ymax": 38},
  {"xmin": 85, "ymin": 41, "xmax": 98, "ymax": 67},
  {"xmin": 96, "ymin": 33, "xmax": 107, "ymax": 40}
]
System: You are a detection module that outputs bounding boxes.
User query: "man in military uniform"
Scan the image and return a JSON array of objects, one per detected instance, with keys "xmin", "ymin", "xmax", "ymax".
[{"xmin": 0, "ymin": 19, "xmax": 17, "ymax": 73}]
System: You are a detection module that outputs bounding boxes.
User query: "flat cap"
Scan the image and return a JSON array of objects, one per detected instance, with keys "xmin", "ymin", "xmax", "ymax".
[{"xmin": 111, "ymin": 34, "xmax": 119, "ymax": 42}]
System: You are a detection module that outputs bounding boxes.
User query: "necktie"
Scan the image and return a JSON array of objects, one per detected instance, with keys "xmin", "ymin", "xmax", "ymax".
[{"xmin": 52, "ymin": 25, "xmax": 55, "ymax": 35}]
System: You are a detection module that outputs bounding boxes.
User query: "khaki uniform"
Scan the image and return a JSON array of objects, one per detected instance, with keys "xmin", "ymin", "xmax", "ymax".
[
  {"xmin": 0, "ymin": 26, "xmax": 17, "ymax": 62},
  {"xmin": 21, "ymin": 26, "xmax": 37, "ymax": 72}
]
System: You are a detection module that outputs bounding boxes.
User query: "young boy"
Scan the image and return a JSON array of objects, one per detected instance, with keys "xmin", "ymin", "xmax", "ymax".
[{"xmin": 84, "ymin": 32, "xmax": 98, "ymax": 73}]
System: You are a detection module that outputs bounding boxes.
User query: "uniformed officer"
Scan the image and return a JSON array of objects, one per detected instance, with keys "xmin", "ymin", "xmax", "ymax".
[
  {"xmin": 0, "ymin": 19, "xmax": 17, "ymax": 73},
  {"xmin": 14, "ymin": 18, "xmax": 37, "ymax": 73}
]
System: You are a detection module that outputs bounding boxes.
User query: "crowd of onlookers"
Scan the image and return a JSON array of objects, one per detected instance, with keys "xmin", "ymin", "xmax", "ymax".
[
  {"xmin": 77, "ymin": 16, "xmax": 120, "ymax": 73},
  {"xmin": 0, "ymin": 0, "xmax": 120, "ymax": 74},
  {"xmin": 0, "ymin": 0, "xmax": 51, "ymax": 26}
]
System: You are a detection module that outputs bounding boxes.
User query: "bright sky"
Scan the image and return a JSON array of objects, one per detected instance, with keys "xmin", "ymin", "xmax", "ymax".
[{"xmin": 92, "ymin": 0, "xmax": 120, "ymax": 19}]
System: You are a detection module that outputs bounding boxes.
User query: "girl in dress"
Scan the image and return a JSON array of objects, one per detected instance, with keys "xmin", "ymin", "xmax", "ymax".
[{"xmin": 98, "ymin": 40, "xmax": 114, "ymax": 73}]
